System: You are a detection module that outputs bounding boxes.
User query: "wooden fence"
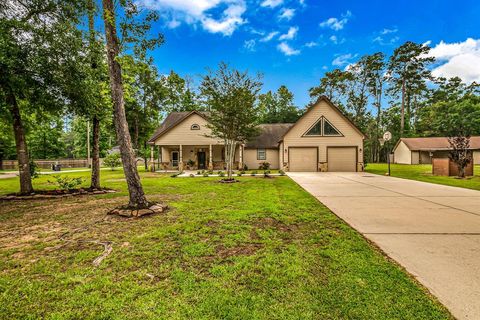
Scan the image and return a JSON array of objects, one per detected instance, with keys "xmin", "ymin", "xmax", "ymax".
[{"xmin": 1, "ymin": 159, "xmax": 89, "ymax": 170}]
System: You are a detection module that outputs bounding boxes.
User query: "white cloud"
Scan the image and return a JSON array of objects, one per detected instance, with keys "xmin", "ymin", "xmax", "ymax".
[
  {"xmin": 279, "ymin": 8, "xmax": 295, "ymax": 20},
  {"xmin": 428, "ymin": 38, "xmax": 480, "ymax": 83},
  {"xmin": 261, "ymin": 0, "xmax": 283, "ymax": 8},
  {"xmin": 244, "ymin": 39, "xmax": 256, "ymax": 51},
  {"xmin": 373, "ymin": 35, "xmax": 399, "ymax": 45},
  {"xmin": 381, "ymin": 27, "xmax": 398, "ymax": 35},
  {"xmin": 319, "ymin": 11, "xmax": 351, "ymax": 31},
  {"xmin": 277, "ymin": 42, "xmax": 301, "ymax": 56},
  {"xmin": 260, "ymin": 31, "xmax": 279, "ymax": 42},
  {"xmin": 135, "ymin": 0, "xmax": 246, "ymax": 36},
  {"xmin": 167, "ymin": 18, "xmax": 181, "ymax": 29},
  {"xmin": 329, "ymin": 35, "xmax": 345, "ymax": 44},
  {"xmin": 279, "ymin": 26, "xmax": 298, "ymax": 40},
  {"xmin": 332, "ymin": 53, "xmax": 354, "ymax": 66},
  {"xmin": 373, "ymin": 27, "xmax": 399, "ymax": 45},
  {"xmin": 304, "ymin": 41, "xmax": 318, "ymax": 48}
]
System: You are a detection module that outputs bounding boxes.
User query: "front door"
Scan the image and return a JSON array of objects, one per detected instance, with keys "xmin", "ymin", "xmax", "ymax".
[
  {"xmin": 197, "ymin": 152, "xmax": 206, "ymax": 169},
  {"xmin": 172, "ymin": 151, "xmax": 179, "ymax": 168}
]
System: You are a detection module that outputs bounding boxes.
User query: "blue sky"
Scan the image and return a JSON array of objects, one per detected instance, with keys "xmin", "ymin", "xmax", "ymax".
[{"xmin": 132, "ymin": 0, "xmax": 480, "ymax": 107}]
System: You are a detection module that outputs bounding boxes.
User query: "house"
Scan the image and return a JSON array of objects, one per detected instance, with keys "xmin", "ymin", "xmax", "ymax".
[
  {"xmin": 393, "ymin": 137, "xmax": 480, "ymax": 165},
  {"xmin": 147, "ymin": 96, "xmax": 365, "ymax": 172}
]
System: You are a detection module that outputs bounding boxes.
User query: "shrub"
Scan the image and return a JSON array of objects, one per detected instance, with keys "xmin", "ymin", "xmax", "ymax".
[
  {"xmin": 237, "ymin": 172, "xmax": 242, "ymax": 177},
  {"xmin": 219, "ymin": 171, "xmax": 225, "ymax": 177},
  {"xmin": 258, "ymin": 162, "xmax": 270, "ymax": 170},
  {"xmin": 189, "ymin": 173, "xmax": 195, "ymax": 178},
  {"xmin": 240, "ymin": 170, "xmax": 246, "ymax": 174},
  {"xmin": 104, "ymin": 153, "xmax": 121, "ymax": 170},
  {"xmin": 251, "ymin": 170, "xmax": 257, "ymax": 176},
  {"xmin": 49, "ymin": 175, "xmax": 84, "ymax": 190},
  {"xmin": 29, "ymin": 159, "xmax": 39, "ymax": 179},
  {"xmin": 243, "ymin": 164, "xmax": 248, "ymax": 171},
  {"xmin": 279, "ymin": 170, "xmax": 286, "ymax": 176},
  {"xmin": 197, "ymin": 171, "xmax": 201, "ymax": 175},
  {"xmin": 207, "ymin": 170, "xmax": 213, "ymax": 174},
  {"xmin": 187, "ymin": 159, "xmax": 195, "ymax": 168},
  {"xmin": 263, "ymin": 170, "xmax": 271, "ymax": 178},
  {"xmin": 203, "ymin": 173, "xmax": 209, "ymax": 177}
]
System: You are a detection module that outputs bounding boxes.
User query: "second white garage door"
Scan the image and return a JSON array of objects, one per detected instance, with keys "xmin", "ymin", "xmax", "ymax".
[
  {"xmin": 289, "ymin": 147, "xmax": 317, "ymax": 172},
  {"xmin": 328, "ymin": 147, "xmax": 357, "ymax": 172}
]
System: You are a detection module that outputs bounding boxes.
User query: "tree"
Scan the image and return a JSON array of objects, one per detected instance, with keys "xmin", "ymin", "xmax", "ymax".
[
  {"xmin": 101, "ymin": 0, "xmax": 162, "ymax": 208},
  {"xmin": 121, "ymin": 55, "xmax": 164, "ymax": 170},
  {"xmin": 449, "ymin": 136, "xmax": 472, "ymax": 178},
  {"xmin": 0, "ymin": 0, "xmax": 85, "ymax": 194},
  {"xmin": 387, "ymin": 41, "xmax": 434, "ymax": 136},
  {"xmin": 309, "ymin": 69, "xmax": 351, "ymax": 110},
  {"xmin": 417, "ymin": 82, "xmax": 480, "ymax": 137},
  {"xmin": 161, "ymin": 71, "xmax": 200, "ymax": 112},
  {"xmin": 258, "ymin": 85, "xmax": 301, "ymax": 123},
  {"xmin": 364, "ymin": 53, "xmax": 386, "ymax": 162},
  {"xmin": 201, "ymin": 63, "xmax": 262, "ymax": 181}
]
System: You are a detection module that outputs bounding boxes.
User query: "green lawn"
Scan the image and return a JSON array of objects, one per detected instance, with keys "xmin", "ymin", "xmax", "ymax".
[
  {"xmin": 0, "ymin": 170, "xmax": 451, "ymax": 319},
  {"xmin": 365, "ymin": 163, "xmax": 480, "ymax": 191}
]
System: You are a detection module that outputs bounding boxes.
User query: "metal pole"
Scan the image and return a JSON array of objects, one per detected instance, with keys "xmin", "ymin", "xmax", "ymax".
[
  {"xmin": 87, "ymin": 120, "xmax": 91, "ymax": 168},
  {"xmin": 388, "ymin": 144, "xmax": 391, "ymax": 176}
]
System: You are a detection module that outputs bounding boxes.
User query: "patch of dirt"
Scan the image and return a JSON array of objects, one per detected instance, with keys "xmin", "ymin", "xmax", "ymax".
[
  {"xmin": 253, "ymin": 217, "xmax": 299, "ymax": 233},
  {"xmin": 215, "ymin": 243, "xmax": 263, "ymax": 259}
]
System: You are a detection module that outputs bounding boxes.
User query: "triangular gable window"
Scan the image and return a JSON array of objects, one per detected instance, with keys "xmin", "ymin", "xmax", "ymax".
[
  {"xmin": 304, "ymin": 119, "xmax": 322, "ymax": 136},
  {"xmin": 303, "ymin": 116, "xmax": 343, "ymax": 137},
  {"xmin": 323, "ymin": 118, "xmax": 341, "ymax": 136}
]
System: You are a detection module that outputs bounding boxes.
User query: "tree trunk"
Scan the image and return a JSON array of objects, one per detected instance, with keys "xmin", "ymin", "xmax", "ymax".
[
  {"xmin": 400, "ymin": 79, "xmax": 405, "ymax": 137},
  {"xmin": 102, "ymin": 0, "xmax": 149, "ymax": 208},
  {"xmin": 376, "ymin": 81, "xmax": 382, "ymax": 162},
  {"xmin": 143, "ymin": 140, "xmax": 148, "ymax": 171},
  {"xmin": 134, "ymin": 115, "xmax": 139, "ymax": 149},
  {"xmin": 90, "ymin": 115, "xmax": 101, "ymax": 189},
  {"xmin": 7, "ymin": 88, "xmax": 33, "ymax": 194},
  {"xmin": 88, "ymin": 0, "xmax": 101, "ymax": 190}
]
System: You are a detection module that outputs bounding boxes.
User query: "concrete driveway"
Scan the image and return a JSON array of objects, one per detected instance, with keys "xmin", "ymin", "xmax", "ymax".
[{"xmin": 288, "ymin": 172, "xmax": 480, "ymax": 320}]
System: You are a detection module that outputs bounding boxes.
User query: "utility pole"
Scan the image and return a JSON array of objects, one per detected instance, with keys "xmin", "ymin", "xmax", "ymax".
[{"xmin": 87, "ymin": 120, "xmax": 91, "ymax": 168}]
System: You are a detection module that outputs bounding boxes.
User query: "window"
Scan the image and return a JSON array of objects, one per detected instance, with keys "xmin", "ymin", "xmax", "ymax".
[
  {"xmin": 257, "ymin": 148, "xmax": 266, "ymax": 160},
  {"xmin": 303, "ymin": 116, "xmax": 343, "ymax": 137},
  {"xmin": 323, "ymin": 118, "xmax": 341, "ymax": 136},
  {"xmin": 191, "ymin": 124, "xmax": 200, "ymax": 130},
  {"xmin": 304, "ymin": 119, "xmax": 322, "ymax": 136}
]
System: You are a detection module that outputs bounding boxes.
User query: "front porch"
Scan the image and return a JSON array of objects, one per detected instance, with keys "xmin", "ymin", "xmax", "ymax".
[{"xmin": 149, "ymin": 144, "xmax": 244, "ymax": 171}]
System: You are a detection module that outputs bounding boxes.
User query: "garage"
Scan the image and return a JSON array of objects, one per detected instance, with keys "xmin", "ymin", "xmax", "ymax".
[
  {"xmin": 289, "ymin": 147, "xmax": 317, "ymax": 172},
  {"xmin": 327, "ymin": 147, "xmax": 357, "ymax": 172}
]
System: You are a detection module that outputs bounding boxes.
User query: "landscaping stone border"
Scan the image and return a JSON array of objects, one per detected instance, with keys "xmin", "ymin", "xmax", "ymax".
[
  {"xmin": 108, "ymin": 203, "xmax": 168, "ymax": 218},
  {"xmin": 0, "ymin": 189, "xmax": 116, "ymax": 201}
]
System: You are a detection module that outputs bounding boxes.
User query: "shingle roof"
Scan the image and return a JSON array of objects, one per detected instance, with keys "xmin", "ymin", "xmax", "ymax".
[
  {"xmin": 147, "ymin": 111, "xmax": 209, "ymax": 143},
  {"xmin": 399, "ymin": 137, "xmax": 480, "ymax": 151},
  {"xmin": 246, "ymin": 123, "xmax": 295, "ymax": 149}
]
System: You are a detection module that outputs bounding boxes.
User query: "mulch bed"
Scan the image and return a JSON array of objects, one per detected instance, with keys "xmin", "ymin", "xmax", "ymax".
[{"xmin": 0, "ymin": 188, "xmax": 116, "ymax": 201}]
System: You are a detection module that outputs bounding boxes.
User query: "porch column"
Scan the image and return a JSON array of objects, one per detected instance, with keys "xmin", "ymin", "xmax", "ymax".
[
  {"xmin": 150, "ymin": 145, "xmax": 154, "ymax": 172},
  {"xmin": 179, "ymin": 144, "xmax": 183, "ymax": 171},
  {"xmin": 158, "ymin": 145, "xmax": 162, "ymax": 170},
  {"xmin": 238, "ymin": 144, "xmax": 244, "ymax": 170},
  {"xmin": 208, "ymin": 144, "xmax": 213, "ymax": 170}
]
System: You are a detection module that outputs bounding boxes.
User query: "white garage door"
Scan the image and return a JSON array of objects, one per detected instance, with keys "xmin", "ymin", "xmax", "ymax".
[
  {"xmin": 289, "ymin": 147, "xmax": 317, "ymax": 172},
  {"xmin": 328, "ymin": 147, "xmax": 357, "ymax": 172}
]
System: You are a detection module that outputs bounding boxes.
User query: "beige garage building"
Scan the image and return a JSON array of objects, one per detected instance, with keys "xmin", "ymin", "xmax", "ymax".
[
  {"xmin": 393, "ymin": 137, "xmax": 480, "ymax": 165},
  {"xmin": 148, "ymin": 96, "xmax": 365, "ymax": 172}
]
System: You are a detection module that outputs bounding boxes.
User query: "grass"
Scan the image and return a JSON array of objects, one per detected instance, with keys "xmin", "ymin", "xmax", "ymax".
[
  {"xmin": 365, "ymin": 163, "xmax": 480, "ymax": 191},
  {"xmin": 0, "ymin": 170, "xmax": 451, "ymax": 319}
]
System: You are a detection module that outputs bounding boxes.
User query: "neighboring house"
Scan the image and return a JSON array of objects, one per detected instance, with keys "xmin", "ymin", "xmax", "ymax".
[
  {"xmin": 147, "ymin": 96, "xmax": 365, "ymax": 172},
  {"xmin": 393, "ymin": 137, "xmax": 480, "ymax": 165}
]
